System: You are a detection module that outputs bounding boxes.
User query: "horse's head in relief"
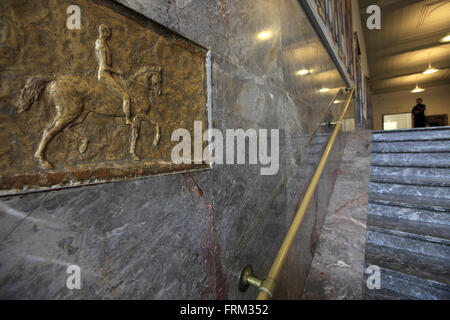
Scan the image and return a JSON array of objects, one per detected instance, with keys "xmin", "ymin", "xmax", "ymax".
[
  {"xmin": 149, "ymin": 66, "xmax": 162, "ymax": 96},
  {"xmin": 132, "ymin": 65, "xmax": 162, "ymax": 96}
]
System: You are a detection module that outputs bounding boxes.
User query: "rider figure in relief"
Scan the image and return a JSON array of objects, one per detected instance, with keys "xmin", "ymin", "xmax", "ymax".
[{"xmin": 95, "ymin": 24, "xmax": 134, "ymax": 127}]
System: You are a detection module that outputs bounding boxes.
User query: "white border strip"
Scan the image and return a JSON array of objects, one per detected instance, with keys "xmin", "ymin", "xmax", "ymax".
[{"xmin": 205, "ymin": 50, "xmax": 214, "ymax": 169}]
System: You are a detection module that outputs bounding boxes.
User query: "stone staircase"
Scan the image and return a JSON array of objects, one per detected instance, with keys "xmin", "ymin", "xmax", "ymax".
[{"xmin": 363, "ymin": 127, "xmax": 450, "ymax": 300}]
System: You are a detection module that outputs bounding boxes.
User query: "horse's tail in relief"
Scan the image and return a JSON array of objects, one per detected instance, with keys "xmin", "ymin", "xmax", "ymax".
[{"xmin": 17, "ymin": 76, "xmax": 53, "ymax": 114}]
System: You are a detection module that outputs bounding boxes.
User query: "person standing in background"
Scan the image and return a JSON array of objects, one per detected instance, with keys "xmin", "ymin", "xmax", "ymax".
[{"xmin": 412, "ymin": 98, "xmax": 426, "ymax": 128}]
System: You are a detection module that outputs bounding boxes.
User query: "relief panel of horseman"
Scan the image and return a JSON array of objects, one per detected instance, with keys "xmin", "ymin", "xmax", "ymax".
[{"xmin": 17, "ymin": 25, "xmax": 162, "ymax": 169}]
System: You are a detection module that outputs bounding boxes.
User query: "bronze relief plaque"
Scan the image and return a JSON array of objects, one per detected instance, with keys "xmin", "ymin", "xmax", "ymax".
[{"xmin": 0, "ymin": 0, "xmax": 211, "ymax": 195}]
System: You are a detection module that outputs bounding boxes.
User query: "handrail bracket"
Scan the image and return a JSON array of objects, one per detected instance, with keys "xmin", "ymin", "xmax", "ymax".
[{"xmin": 239, "ymin": 265, "xmax": 275, "ymax": 298}]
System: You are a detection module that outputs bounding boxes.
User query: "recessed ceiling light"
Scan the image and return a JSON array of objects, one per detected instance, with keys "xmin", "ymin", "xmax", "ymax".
[
  {"xmin": 319, "ymin": 88, "xmax": 330, "ymax": 93},
  {"xmin": 334, "ymin": 100, "xmax": 342, "ymax": 104},
  {"xmin": 257, "ymin": 31, "xmax": 272, "ymax": 40},
  {"xmin": 296, "ymin": 69, "xmax": 310, "ymax": 76}
]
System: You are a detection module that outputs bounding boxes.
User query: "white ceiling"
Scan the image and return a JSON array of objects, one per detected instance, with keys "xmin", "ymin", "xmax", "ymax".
[{"xmin": 359, "ymin": 0, "xmax": 450, "ymax": 94}]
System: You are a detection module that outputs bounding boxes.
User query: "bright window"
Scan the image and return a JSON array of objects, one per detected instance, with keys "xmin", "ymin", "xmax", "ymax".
[{"xmin": 383, "ymin": 113, "xmax": 412, "ymax": 130}]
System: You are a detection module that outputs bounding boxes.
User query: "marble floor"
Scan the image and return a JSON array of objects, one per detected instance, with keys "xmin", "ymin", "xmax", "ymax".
[{"xmin": 302, "ymin": 130, "xmax": 372, "ymax": 300}]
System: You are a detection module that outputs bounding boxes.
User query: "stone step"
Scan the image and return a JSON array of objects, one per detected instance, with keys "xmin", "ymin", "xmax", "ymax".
[
  {"xmin": 305, "ymin": 144, "xmax": 326, "ymax": 154},
  {"xmin": 372, "ymin": 127, "xmax": 450, "ymax": 142},
  {"xmin": 309, "ymin": 135, "xmax": 329, "ymax": 145},
  {"xmin": 367, "ymin": 214, "xmax": 450, "ymax": 242},
  {"xmin": 373, "ymin": 126, "xmax": 450, "ymax": 133},
  {"xmin": 366, "ymin": 127, "xmax": 450, "ymax": 300},
  {"xmin": 365, "ymin": 244, "xmax": 450, "ymax": 286},
  {"xmin": 369, "ymin": 182, "xmax": 450, "ymax": 200},
  {"xmin": 369, "ymin": 192, "xmax": 450, "ymax": 213},
  {"xmin": 368, "ymin": 203, "xmax": 450, "ymax": 226},
  {"xmin": 372, "ymin": 141, "xmax": 450, "ymax": 153},
  {"xmin": 366, "ymin": 228, "xmax": 450, "ymax": 259},
  {"xmin": 371, "ymin": 153, "xmax": 450, "ymax": 168},
  {"xmin": 364, "ymin": 286, "xmax": 418, "ymax": 300},
  {"xmin": 370, "ymin": 167, "xmax": 450, "ymax": 187},
  {"xmin": 363, "ymin": 265, "xmax": 450, "ymax": 300}
]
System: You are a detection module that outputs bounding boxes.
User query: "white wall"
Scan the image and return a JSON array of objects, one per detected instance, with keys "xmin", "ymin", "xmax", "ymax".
[{"xmin": 372, "ymin": 83, "xmax": 450, "ymax": 130}]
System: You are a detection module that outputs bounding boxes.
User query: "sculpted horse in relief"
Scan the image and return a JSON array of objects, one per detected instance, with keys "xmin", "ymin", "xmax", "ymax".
[{"xmin": 16, "ymin": 65, "xmax": 162, "ymax": 169}]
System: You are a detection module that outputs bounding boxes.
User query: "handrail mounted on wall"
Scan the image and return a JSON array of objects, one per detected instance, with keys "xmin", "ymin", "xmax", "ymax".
[{"xmin": 239, "ymin": 88, "xmax": 355, "ymax": 300}]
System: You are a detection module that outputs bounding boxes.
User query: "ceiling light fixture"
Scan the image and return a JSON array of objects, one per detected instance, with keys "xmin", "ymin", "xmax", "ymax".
[
  {"xmin": 411, "ymin": 84, "xmax": 425, "ymax": 93},
  {"xmin": 319, "ymin": 88, "xmax": 330, "ymax": 93},
  {"xmin": 411, "ymin": 76, "xmax": 425, "ymax": 93},
  {"xmin": 423, "ymin": 66, "xmax": 439, "ymax": 75},
  {"xmin": 423, "ymin": 54, "xmax": 439, "ymax": 75},
  {"xmin": 439, "ymin": 33, "xmax": 450, "ymax": 43}
]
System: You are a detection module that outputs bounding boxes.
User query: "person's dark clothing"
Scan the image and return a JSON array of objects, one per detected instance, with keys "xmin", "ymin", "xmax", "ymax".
[{"xmin": 412, "ymin": 103, "xmax": 426, "ymax": 128}]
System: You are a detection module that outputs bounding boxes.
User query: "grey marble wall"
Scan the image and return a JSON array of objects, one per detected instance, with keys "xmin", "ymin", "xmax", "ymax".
[{"xmin": 0, "ymin": 0, "xmax": 348, "ymax": 299}]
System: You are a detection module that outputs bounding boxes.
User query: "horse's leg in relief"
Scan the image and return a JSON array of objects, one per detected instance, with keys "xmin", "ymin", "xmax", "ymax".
[
  {"xmin": 64, "ymin": 110, "xmax": 90, "ymax": 154},
  {"xmin": 35, "ymin": 107, "xmax": 80, "ymax": 169},
  {"xmin": 130, "ymin": 116, "xmax": 142, "ymax": 161},
  {"xmin": 35, "ymin": 118, "xmax": 55, "ymax": 168},
  {"xmin": 144, "ymin": 114, "xmax": 160, "ymax": 146},
  {"xmin": 65, "ymin": 128, "xmax": 89, "ymax": 154}
]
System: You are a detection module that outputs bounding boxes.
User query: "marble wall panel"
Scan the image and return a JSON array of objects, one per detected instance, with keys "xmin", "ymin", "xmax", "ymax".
[{"xmin": 0, "ymin": 0, "xmax": 349, "ymax": 299}]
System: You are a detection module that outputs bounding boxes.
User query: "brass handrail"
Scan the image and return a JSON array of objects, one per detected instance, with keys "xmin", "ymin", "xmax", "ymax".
[{"xmin": 239, "ymin": 88, "xmax": 355, "ymax": 300}]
